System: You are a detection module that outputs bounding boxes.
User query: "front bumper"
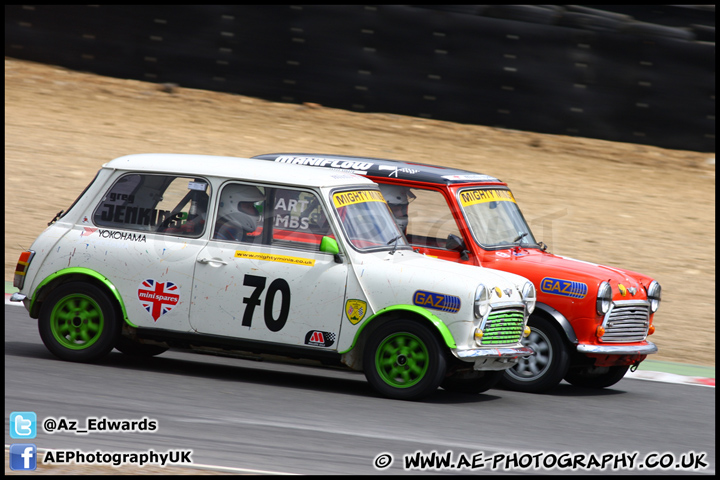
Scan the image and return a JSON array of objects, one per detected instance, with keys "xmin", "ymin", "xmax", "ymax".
[
  {"xmin": 577, "ymin": 342, "xmax": 658, "ymax": 356},
  {"xmin": 453, "ymin": 345, "xmax": 534, "ymax": 359},
  {"xmin": 453, "ymin": 345, "xmax": 535, "ymax": 371},
  {"xmin": 10, "ymin": 292, "xmax": 26, "ymax": 302}
]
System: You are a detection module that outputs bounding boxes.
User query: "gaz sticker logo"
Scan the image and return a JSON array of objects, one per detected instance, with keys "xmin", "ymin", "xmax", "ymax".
[
  {"xmin": 345, "ymin": 299, "xmax": 367, "ymax": 324},
  {"xmin": 540, "ymin": 277, "xmax": 588, "ymax": 299},
  {"xmin": 413, "ymin": 290, "xmax": 461, "ymax": 313},
  {"xmin": 305, "ymin": 330, "xmax": 336, "ymax": 347},
  {"xmin": 138, "ymin": 279, "xmax": 181, "ymax": 321}
]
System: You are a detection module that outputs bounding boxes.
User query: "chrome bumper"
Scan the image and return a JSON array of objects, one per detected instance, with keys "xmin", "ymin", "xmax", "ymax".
[
  {"xmin": 454, "ymin": 345, "xmax": 534, "ymax": 359},
  {"xmin": 9, "ymin": 292, "xmax": 27, "ymax": 302},
  {"xmin": 577, "ymin": 342, "xmax": 658, "ymax": 356}
]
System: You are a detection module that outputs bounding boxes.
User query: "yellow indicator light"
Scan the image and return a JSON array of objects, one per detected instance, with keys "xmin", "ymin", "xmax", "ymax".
[
  {"xmin": 523, "ymin": 326, "xmax": 531, "ymax": 337},
  {"xmin": 596, "ymin": 326, "xmax": 605, "ymax": 338},
  {"xmin": 474, "ymin": 329, "xmax": 484, "ymax": 340}
]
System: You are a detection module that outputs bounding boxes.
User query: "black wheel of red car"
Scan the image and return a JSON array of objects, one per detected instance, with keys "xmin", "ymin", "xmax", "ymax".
[
  {"xmin": 500, "ymin": 315, "xmax": 570, "ymax": 393},
  {"xmin": 563, "ymin": 365, "xmax": 630, "ymax": 389},
  {"xmin": 441, "ymin": 370, "xmax": 503, "ymax": 394},
  {"xmin": 38, "ymin": 282, "xmax": 121, "ymax": 363},
  {"xmin": 115, "ymin": 336, "xmax": 169, "ymax": 357},
  {"xmin": 363, "ymin": 320, "xmax": 447, "ymax": 401}
]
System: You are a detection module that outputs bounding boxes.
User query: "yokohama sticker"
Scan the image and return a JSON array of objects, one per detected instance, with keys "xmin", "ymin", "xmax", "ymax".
[
  {"xmin": 138, "ymin": 279, "xmax": 180, "ymax": 321},
  {"xmin": 97, "ymin": 229, "xmax": 147, "ymax": 243},
  {"xmin": 304, "ymin": 330, "xmax": 336, "ymax": 347}
]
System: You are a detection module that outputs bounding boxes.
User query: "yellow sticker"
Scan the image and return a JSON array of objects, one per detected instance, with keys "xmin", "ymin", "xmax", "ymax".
[
  {"xmin": 345, "ymin": 299, "xmax": 367, "ymax": 325},
  {"xmin": 333, "ymin": 190, "xmax": 385, "ymax": 208},
  {"xmin": 459, "ymin": 189, "xmax": 516, "ymax": 207},
  {"xmin": 234, "ymin": 251, "xmax": 315, "ymax": 266}
]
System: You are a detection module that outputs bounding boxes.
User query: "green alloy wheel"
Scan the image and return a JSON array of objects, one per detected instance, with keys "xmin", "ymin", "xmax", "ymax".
[
  {"xmin": 38, "ymin": 282, "xmax": 121, "ymax": 362},
  {"xmin": 363, "ymin": 320, "xmax": 447, "ymax": 401}
]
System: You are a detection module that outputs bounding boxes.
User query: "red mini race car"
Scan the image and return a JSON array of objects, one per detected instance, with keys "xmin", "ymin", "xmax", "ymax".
[{"xmin": 253, "ymin": 153, "xmax": 661, "ymax": 393}]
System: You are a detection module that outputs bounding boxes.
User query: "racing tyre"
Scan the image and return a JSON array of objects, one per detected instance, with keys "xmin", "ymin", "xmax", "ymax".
[
  {"xmin": 38, "ymin": 282, "xmax": 121, "ymax": 362},
  {"xmin": 563, "ymin": 365, "xmax": 630, "ymax": 389},
  {"xmin": 500, "ymin": 315, "xmax": 570, "ymax": 393},
  {"xmin": 364, "ymin": 320, "xmax": 447, "ymax": 401},
  {"xmin": 442, "ymin": 370, "xmax": 503, "ymax": 394},
  {"xmin": 115, "ymin": 336, "xmax": 168, "ymax": 357}
]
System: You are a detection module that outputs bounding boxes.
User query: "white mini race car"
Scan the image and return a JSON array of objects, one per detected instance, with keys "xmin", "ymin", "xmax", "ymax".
[{"xmin": 12, "ymin": 154, "xmax": 535, "ymax": 400}]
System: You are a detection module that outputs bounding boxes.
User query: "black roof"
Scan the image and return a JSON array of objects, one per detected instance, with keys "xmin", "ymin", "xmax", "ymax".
[{"xmin": 252, "ymin": 153, "xmax": 503, "ymax": 185}]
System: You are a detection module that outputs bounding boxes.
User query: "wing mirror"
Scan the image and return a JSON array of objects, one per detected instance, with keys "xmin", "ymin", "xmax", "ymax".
[{"xmin": 446, "ymin": 234, "xmax": 470, "ymax": 261}]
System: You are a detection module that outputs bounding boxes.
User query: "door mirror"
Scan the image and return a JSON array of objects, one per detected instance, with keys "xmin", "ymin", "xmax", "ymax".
[
  {"xmin": 446, "ymin": 234, "xmax": 470, "ymax": 261},
  {"xmin": 446, "ymin": 234, "xmax": 466, "ymax": 252},
  {"xmin": 320, "ymin": 236, "xmax": 343, "ymax": 263}
]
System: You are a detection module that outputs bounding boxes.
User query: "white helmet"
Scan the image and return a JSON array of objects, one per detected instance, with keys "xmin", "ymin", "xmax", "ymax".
[
  {"xmin": 379, "ymin": 184, "xmax": 415, "ymax": 232},
  {"xmin": 218, "ymin": 185, "xmax": 264, "ymax": 232},
  {"xmin": 380, "ymin": 184, "xmax": 412, "ymax": 206}
]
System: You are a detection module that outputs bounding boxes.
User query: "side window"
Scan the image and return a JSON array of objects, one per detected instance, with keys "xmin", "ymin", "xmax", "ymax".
[
  {"xmin": 93, "ymin": 174, "xmax": 210, "ymax": 237},
  {"xmin": 212, "ymin": 184, "xmax": 333, "ymax": 251},
  {"xmin": 271, "ymin": 188, "xmax": 333, "ymax": 251},
  {"xmin": 213, "ymin": 183, "xmax": 266, "ymax": 243},
  {"xmin": 380, "ymin": 185, "xmax": 461, "ymax": 249}
]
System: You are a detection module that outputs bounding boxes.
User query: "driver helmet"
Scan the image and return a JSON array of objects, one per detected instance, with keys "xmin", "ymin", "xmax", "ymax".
[
  {"xmin": 379, "ymin": 184, "xmax": 415, "ymax": 232},
  {"xmin": 218, "ymin": 184, "xmax": 265, "ymax": 231}
]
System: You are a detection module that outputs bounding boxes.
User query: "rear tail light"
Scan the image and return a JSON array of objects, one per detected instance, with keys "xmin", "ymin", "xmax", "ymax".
[{"xmin": 13, "ymin": 250, "xmax": 35, "ymax": 289}]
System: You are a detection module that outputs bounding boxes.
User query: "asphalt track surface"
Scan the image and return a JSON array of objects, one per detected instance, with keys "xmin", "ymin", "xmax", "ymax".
[{"xmin": 5, "ymin": 305, "xmax": 715, "ymax": 475}]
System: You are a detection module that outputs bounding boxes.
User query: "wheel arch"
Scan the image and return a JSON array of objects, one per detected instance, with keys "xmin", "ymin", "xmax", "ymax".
[
  {"xmin": 29, "ymin": 268, "xmax": 134, "ymax": 327},
  {"xmin": 533, "ymin": 302, "xmax": 578, "ymax": 345},
  {"xmin": 339, "ymin": 304, "xmax": 456, "ymax": 371}
]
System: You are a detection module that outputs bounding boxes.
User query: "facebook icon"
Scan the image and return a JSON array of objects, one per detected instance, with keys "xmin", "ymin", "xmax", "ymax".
[{"xmin": 10, "ymin": 444, "xmax": 37, "ymax": 471}]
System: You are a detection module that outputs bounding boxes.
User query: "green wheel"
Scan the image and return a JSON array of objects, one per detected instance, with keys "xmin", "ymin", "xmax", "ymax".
[
  {"xmin": 38, "ymin": 282, "xmax": 121, "ymax": 362},
  {"xmin": 363, "ymin": 320, "xmax": 446, "ymax": 401}
]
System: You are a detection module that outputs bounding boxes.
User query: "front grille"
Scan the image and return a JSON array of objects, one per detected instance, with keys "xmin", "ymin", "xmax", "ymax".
[
  {"xmin": 601, "ymin": 301, "xmax": 650, "ymax": 343},
  {"xmin": 480, "ymin": 307, "xmax": 525, "ymax": 345}
]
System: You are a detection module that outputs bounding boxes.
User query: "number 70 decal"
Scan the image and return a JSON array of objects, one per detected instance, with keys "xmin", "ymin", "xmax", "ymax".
[{"xmin": 242, "ymin": 274, "xmax": 291, "ymax": 332}]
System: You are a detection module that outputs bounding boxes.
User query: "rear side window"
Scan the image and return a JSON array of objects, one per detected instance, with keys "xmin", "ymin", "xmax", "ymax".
[{"xmin": 93, "ymin": 173, "xmax": 210, "ymax": 237}]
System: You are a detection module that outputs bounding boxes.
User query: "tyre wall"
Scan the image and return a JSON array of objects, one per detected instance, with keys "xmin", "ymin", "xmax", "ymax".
[{"xmin": 4, "ymin": 5, "xmax": 715, "ymax": 152}]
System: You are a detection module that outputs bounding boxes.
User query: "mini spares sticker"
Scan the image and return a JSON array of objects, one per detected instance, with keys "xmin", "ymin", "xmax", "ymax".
[{"xmin": 137, "ymin": 279, "xmax": 181, "ymax": 321}]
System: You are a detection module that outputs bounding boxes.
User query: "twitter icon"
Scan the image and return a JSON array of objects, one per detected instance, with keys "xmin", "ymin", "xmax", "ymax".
[{"xmin": 10, "ymin": 412, "xmax": 37, "ymax": 439}]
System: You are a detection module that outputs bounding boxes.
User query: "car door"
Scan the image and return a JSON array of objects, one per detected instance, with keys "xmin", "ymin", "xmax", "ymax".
[{"xmin": 189, "ymin": 183, "xmax": 349, "ymax": 349}]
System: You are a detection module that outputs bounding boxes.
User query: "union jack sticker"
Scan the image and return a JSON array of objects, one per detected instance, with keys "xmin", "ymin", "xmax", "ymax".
[{"xmin": 137, "ymin": 279, "xmax": 181, "ymax": 322}]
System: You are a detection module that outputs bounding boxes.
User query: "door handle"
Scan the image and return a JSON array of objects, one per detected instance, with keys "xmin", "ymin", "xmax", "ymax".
[{"xmin": 197, "ymin": 258, "xmax": 228, "ymax": 265}]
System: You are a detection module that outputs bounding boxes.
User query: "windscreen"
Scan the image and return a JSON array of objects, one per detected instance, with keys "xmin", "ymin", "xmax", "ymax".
[
  {"xmin": 458, "ymin": 188, "xmax": 537, "ymax": 248},
  {"xmin": 332, "ymin": 189, "xmax": 409, "ymax": 251}
]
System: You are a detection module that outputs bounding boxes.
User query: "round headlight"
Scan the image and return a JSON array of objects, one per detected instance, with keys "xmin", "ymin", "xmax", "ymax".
[
  {"xmin": 521, "ymin": 281, "xmax": 536, "ymax": 314},
  {"xmin": 474, "ymin": 284, "xmax": 491, "ymax": 319},
  {"xmin": 597, "ymin": 281, "xmax": 612, "ymax": 315},
  {"xmin": 647, "ymin": 280, "xmax": 661, "ymax": 313}
]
